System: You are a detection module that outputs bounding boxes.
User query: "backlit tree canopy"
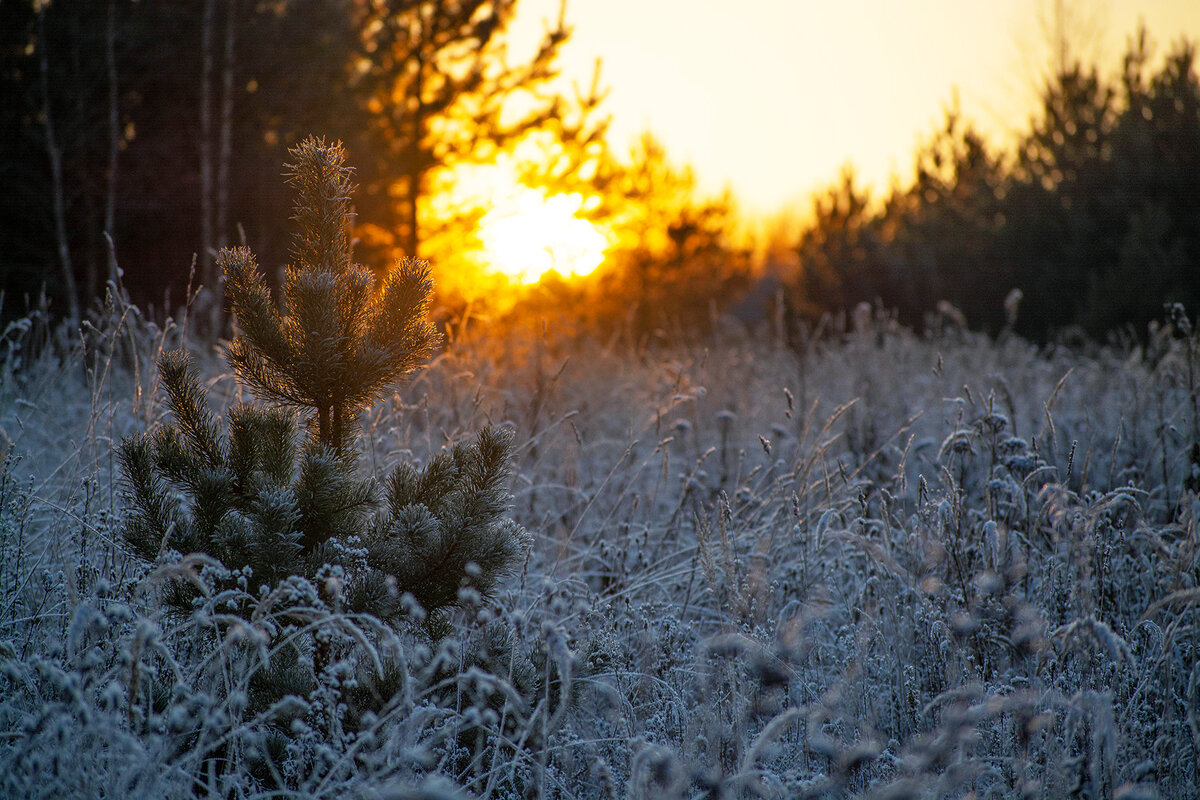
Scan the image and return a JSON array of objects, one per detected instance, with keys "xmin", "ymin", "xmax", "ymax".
[{"xmin": 351, "ymin": 0, "xmax": 570, "ymax": 260}]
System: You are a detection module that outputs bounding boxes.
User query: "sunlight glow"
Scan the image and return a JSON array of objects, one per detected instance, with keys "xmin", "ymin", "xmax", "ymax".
[
  {"xmin": 477, "ymin": 188, "xmax": 608, "ymax": 284},
  {"xmin": 428, "ymin": 153, "xmax": 610, "ymax": 289}
]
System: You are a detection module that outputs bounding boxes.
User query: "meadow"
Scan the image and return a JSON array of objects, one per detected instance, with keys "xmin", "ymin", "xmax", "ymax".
[{"xmin": 1, "ymin": 290, "xmax": 1198, "ymax": 799}]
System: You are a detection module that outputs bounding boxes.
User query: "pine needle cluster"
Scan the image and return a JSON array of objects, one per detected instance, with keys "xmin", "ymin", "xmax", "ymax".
[
  {"xmin": 117, "ymin": 137, "xmax": 530, "ymax": 715},
  {"xmin": 222, "ymin": 136, "xmax": 438, "ymax": 455}
]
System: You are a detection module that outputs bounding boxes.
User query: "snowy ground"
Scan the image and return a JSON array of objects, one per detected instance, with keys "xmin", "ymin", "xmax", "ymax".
[{"xmin": 1, "ymin": 296, "xmax": 1197, "ymax": 798}]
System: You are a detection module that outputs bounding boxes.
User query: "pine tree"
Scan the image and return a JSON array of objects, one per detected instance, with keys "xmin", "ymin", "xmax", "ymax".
[{"xmin": 118, "ymin": 136, "xmax": 531, "ymax": 725}]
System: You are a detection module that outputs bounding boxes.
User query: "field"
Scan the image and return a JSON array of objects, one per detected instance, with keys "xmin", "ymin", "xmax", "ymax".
[{"xmin": 2, "ymin": 293, "xmax": 1198, "ymax": 799}]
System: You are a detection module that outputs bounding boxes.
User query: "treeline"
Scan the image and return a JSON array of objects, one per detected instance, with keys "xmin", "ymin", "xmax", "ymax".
[{"xmin": 791, "ymin": 27, "xmax": 1200, "ymax": 341}]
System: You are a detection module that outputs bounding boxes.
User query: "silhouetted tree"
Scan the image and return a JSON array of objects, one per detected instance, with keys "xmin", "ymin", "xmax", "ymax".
[
  {"xmin": 351, "ymin": 0, "xmax": 570, "ymax": 261},
  {"xmin": 879, "ymin": 104, "xmax": 1009, "ymax": 329},
  {"xmin": 1002, "ymin": 27, "xmax": 1200, "ymax": 339},
  {"xmin": 1082, "ymin": 32, "xmax": 1200, "ymax": 334},
  {"xmin": 1003, "ymin": 56, "xmax": 1118, "ymax": 337},
  {"xmin": 791, "ymin": 167, "xmax": 878, "ymax": 321},
  {"xmin": 595, "ymin": 134, "xmax": 751, "ymax": 337}
]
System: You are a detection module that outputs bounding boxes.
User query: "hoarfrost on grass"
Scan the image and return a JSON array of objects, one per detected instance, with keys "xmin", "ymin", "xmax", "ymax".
[{"xmin": 2, "ymin": 298, "xmax": 1200, "ymax": 797}]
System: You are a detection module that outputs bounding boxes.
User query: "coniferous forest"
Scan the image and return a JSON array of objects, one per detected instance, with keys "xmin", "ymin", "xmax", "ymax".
[{"xmin": 3, "ymin": 1, "xmax": 1200, "ymax": 798}]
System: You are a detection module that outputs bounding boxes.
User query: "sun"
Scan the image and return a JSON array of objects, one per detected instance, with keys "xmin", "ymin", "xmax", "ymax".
[
  {"xmin": 477, "ymin": 187, "xmax": 608, "ymax": 284},
  {"xmin": 429, "ymin": 155, "xmax": 610, "ymax": 288}
]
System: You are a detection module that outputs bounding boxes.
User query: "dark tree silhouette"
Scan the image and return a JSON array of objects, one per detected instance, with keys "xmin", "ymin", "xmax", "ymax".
[
  {"xmin": 880, "ymin": 104, "xmax": 1008, "ymax": 329},
  {"xmin": 787, "ymin": 24, "xmax": 1200, "ymax": 342},
  {"xmin": 351, "ymin": 0, "xmax": 570, "ymax": 260},
  {"xmin": 792, "ymin": 167, "xmax": 878, "ymax": 321}
]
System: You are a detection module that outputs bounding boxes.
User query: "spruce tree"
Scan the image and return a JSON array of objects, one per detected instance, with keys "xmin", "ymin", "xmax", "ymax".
[{"xmin": 118, "ymin": 136, "xmax": 531, "ymax": 722}]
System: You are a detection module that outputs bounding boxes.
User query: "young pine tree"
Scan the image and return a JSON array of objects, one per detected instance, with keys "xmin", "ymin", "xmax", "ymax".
[{"xmin": 118, "ymin": 137, "xmax": 530, "ymax": 717}]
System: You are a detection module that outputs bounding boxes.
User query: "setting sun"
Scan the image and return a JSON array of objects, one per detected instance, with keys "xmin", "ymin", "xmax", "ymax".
[
  {"xmin": 428, "ymin": 154, "xmax": 611, "ymax": 289},
  {"xmin": 477, "ymin": 187, "xmax": 608, "ymax": 284}
]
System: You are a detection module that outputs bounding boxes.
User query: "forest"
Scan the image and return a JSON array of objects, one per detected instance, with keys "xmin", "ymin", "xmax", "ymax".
[{"xmin": 2, "ymin": 1, "xmax": 1200, "ymax": 798}]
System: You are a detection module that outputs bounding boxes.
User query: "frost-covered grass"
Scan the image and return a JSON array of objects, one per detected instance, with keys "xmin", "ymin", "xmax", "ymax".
[{"xmin": 2, "ymin": 293, "xmax": 1198, "ymax": 798}]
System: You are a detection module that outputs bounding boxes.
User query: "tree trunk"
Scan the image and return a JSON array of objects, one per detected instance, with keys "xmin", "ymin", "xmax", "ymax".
[
  {"xmin": 104, "ymin": 0, "xmax": 120, "ymax": 286},
  {"xmin": 37, "ymin": 7, "xmax": 81, "ymax": 327},
  {"xmin": 317, "ymin": 402, "xmax": 331, "ymax": 451},
  {"xmin": 400, "ymin": 175, "xmax": 420, "ymax": 259},
  {"xmin": 199, "ymin": 0, "xmax": 216, "ymax": 320},
  {"xmin": 67, "ymin": 12, "xmax": 101, "ymax": 307},
  {"xmin": 208, "ymin": 0, "xmax": 237, "ymax": 335},
  {"xmin": 217, "ymin": 0, "xmax": 236, "ymax": 252}
]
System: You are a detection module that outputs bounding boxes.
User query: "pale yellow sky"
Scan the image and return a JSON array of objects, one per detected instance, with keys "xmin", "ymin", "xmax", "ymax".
[{"xmin": 508, "ymin": 0, "xmax": 1200, "ymax": 216}]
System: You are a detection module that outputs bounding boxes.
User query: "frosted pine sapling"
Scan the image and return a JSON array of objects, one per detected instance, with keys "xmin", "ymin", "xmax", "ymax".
[
  {"xmin": 118, "ymin": 137, "xmax": 531, "ymax": 725},
  {"xmin": 221, "ymin": 136, "xmax": 437, "ymax": 457}
]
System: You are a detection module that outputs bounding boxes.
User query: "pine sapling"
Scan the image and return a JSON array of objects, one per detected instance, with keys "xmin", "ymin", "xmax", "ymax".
[{"xmin": 117, "ymin": 137, "xmax": 531, "ymax": 754}]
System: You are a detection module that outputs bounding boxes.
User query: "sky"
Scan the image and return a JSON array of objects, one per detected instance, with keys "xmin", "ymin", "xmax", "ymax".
[{"xmin": 507, "ymin": 0, "xmax": 1200, "ymax": 217}]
